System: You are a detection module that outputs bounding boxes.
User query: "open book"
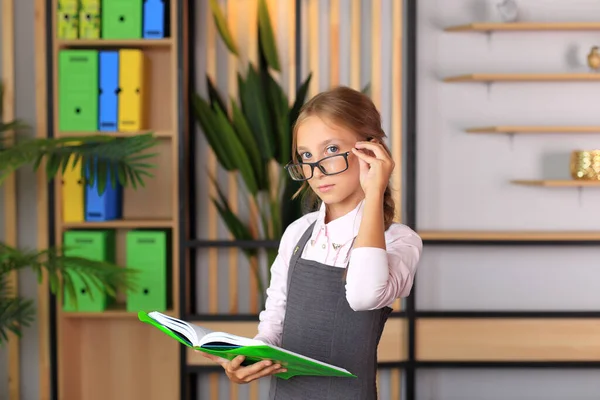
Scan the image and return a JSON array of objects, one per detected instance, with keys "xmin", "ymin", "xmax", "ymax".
[{"xmin": 138, "ymin": 311, "xmax": 356, "ymax": 380}]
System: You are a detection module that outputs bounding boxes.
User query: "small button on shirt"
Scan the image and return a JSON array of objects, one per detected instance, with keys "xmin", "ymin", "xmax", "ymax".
[{"xmin": 255, "ymin": 200, "xmax": 423, "ymax": 347}]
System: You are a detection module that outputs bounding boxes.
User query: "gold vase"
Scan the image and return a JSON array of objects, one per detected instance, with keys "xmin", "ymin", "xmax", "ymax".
[{"xmin": 570, "ymin": 150, "xmax": 600, "ymax": 180}]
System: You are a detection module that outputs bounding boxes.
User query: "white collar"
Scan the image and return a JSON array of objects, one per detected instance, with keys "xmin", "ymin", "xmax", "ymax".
[{"xmin": 311, "ymin": 200, "xmax": 365, "ymax": 243}]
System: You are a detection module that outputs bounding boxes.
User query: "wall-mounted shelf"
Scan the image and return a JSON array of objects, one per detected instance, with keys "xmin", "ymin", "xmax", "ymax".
[
  {"xmin": 419, "ymin": 230, "xmax": 600, "ymax": 241},
  {"xmin": 511, "ymin": 180, "xmax": 600, "ymax": 187},
  {"xmin": 445, "ymin": 22, "xmax": 600, "ymax": 32},
  {"xmin": 444, "ymin": 73, "xmax": 600, "ymax": 83},
  {"xmin": 466, "ymin": 126, "xmax": 600, "ymax": 134}
]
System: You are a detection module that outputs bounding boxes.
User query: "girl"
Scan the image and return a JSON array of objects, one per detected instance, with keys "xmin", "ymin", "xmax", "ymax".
[{"xmin": 202, "ymin": 86, "xmax": 422, "ymax": 399}]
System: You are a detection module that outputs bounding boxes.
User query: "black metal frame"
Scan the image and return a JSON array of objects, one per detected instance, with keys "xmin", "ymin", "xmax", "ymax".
[
  {"xmin": 178, "ymin": 0, "xmax": 189, "ymax": 398},
  {"xmin": 404, "ymin": 0, "xmax": 418, "ymax": 398},
  {"xmin": 45, "ymin": 0, "xmax": 58, "ymax": 398}
]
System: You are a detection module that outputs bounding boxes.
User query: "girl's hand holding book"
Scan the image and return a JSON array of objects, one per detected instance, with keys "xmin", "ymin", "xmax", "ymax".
[{"xmin": 201, "ymin": 353, "xmax": 287, "ymax": 384}]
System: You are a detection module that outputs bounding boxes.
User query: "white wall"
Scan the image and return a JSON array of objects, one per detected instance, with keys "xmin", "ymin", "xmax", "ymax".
[{"xmin": 415, "ymin": 0, "xmax": 600, "ymax": 398}]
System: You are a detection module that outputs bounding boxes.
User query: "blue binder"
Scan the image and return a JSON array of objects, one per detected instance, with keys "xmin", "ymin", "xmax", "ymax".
[
  {"xmin": 84, "ymin": 160, "xmax": 122, "ymax": 221},
  {"xmin": 143, "ymin": 0, "xmax": 166, "ymax": 39},
  {"xmin": 98, "ymin": 51, "xmax": 119, "ymax": 131}
]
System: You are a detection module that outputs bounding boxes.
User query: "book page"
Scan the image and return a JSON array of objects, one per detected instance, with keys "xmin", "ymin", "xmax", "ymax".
[
  {"xmin": 148, "ymin": 312, "xmax": 200, "ymax": 345},
  {"xmin": 191, "ymin": 324, "xmax": 214, "ymax": 340},
  {"xmin": 199, "ymin": 331, "xmax": 264, "ymax": 348}
]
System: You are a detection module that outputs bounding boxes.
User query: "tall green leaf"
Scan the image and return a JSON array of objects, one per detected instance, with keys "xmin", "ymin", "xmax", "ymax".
[
  {"xmin": 191, "ymin": 93, "xmax": 236, "ymax": 171},
  {"xmin": 262, "ymin": 70, "xmax": 290, "ymax": 165},
  {"xmin": 361, "ymin": 82, "xmax": 371, "ymax": 96},
  {"xmin": 208, "ymin": 0, "xmax": 239, "ymax": 56},
  {"xmin": 239, "ymin": 65, "xmax": 274, "ymax": 160},
  {"xmin": 230, "ymin": 100, "xmax": 266, "ymax": 190},
  {"xmin": 206, "ymin": 75, "xmax": 228, "ymax": 113},
  {"xmin": 213, "ymin": 103, "xmax": 259, "ymax": 195},
  {"xmin": 257, "ymin": 0, "xmax": 280, "ymax": 72},
  {"xmin": 289, "ymin": 73, "xmax": 313, "ymax": 130}
]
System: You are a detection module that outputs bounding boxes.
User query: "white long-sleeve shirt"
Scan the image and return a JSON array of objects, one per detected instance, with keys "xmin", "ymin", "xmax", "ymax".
[{"xmin": 255, "ymin": 201, "xmax": 423, "ymax": 347}]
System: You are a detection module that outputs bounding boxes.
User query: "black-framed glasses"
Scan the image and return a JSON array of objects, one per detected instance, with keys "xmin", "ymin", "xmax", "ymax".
[{"xmin": 284, "ymin": 152, "xmax": 351, "ymax": 181}]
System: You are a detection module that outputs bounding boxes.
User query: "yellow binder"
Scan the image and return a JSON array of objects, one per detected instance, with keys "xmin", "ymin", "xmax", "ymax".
[
  {"xmin": 118, "ymin": 49, "xmax": 145, "ymax": 131},
  {"xmin": 79, "ymin": 0, "xmax": 101, "ymax": 39},
  {"xmin": 57, "ymin": 0, "xmax": 79, "ymax": 39},
  {"xmin": 62, "ymin": 156, "xmax": 84, "ymax": 223}
]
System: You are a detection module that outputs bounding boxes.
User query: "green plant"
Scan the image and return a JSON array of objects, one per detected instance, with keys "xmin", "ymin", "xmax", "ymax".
[
  {"xmin": 0, "ymin": 82, "xmax": 158, "ymax": 344},
  {"xmin": 192, "ymin": 0, "xmax": 312, "ymax": 299}
]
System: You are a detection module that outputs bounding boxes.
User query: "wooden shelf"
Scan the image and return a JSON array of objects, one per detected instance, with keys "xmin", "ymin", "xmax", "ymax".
[
  {"xmin": 445, "ymin": 22, "xmax": 600, "ymax": 32},
  {"xmin": 62, "ymin": 219, "xmax": 174, "ymax": 229},
  {"xmin": 56, "ymin": 130, "xmax": 172, "ymax": 138},
  {"xmin": 511, "ymin": 180, "xmax": 600, "ymax": 187},
  {"xmin": 466, "ymin": 126, "xmax": 600, "ymax": 134},
  {"xmin": 57, "ymin": 38, "xmax": 172, "ymax": 48},
  {"xmin": 419, "ymin": 231, "xmax": 600, "ymax": 241},
  {"xmin": 444, "ymin": 73, "xmax": 600, "ymax": 83}
]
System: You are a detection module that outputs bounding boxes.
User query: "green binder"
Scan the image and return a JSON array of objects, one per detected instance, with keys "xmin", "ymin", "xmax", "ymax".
[
  {"xmin": 138, "ymin": 311, "xmax": 357, "ymax": 380},
  {"xmin": 63, "ymin": 230, "xmax": 116, "ymax": 312},
  {"xmin": 125, "ymin": 230, "xmax": 169, "ymax": 312},
  {"xmin": 101, "ymin": 0, "xmax": 142, "ymax": 39},
  {"xmin": 58, "ymin": 50, "xmax": 99, "ymax": 132}
]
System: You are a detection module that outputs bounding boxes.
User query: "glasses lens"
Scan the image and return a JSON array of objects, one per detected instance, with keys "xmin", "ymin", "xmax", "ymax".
[
  {"xmin": 319, "ymin": 154, "xmax": 347, "ymax": 175},
  {"xmin": 287, "ymin": 164, "xmax": 310, "ymax": 181}
]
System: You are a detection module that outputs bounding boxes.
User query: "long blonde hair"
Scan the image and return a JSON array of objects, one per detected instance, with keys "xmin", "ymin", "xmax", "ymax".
[{"xmin": 291, "ymin": 86, "xmax": 396, "ymax": 230}]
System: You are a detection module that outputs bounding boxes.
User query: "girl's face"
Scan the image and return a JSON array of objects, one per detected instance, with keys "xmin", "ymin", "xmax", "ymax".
[{"xmin": 295, "ymin": 115, "xmax": 364, "ymax": 208}]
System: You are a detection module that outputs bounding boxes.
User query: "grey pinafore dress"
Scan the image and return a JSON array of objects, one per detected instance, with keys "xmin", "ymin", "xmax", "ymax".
[{"xmin": 269, "ymin": 221, "xmax": 393, "ymax": 400}]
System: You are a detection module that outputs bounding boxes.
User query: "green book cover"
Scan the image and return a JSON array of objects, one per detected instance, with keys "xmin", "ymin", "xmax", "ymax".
[{"xmin": 138, "ymin": 311, "xmax": 356, "ymax": 380}]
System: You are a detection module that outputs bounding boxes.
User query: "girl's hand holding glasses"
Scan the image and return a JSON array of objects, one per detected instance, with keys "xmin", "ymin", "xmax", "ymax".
[{"xmin": 351, "ymin": 139, "xmax": 395, "ymax": 198}]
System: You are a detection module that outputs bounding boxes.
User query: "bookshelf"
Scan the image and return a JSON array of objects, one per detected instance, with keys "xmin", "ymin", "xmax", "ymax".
[{"xmin": 47, "ymin": 0, "xmax": 186, "ymax": 399}]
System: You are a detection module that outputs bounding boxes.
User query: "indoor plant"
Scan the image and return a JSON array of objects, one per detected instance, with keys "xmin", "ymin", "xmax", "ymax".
[
  {"xmin": 0, "ymin": 82, "xmax": 158, "ymax": 344},
  {"xmin": 192, "ymin": 0, "xmax": 311, "ymax": 299}
]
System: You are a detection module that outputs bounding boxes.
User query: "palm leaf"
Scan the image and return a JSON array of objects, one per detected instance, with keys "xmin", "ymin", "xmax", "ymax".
[
  {"xmin": 0, "ymin": 288, "xmax": 35, "ymax": 344},
  {"xmin": 2, "ymin": 246, "xmax": 137, "ymax": 317},
  {"xmin": 0, "ymin": 133, "xmax": 158, "ymax": 194},
  {"xmin": 257, "ymin": 0, "xmax": 280, "ymax": 72},
  {"xmin": 208, "ymin": 0, "xmax": 239, "ymax": 56}
]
